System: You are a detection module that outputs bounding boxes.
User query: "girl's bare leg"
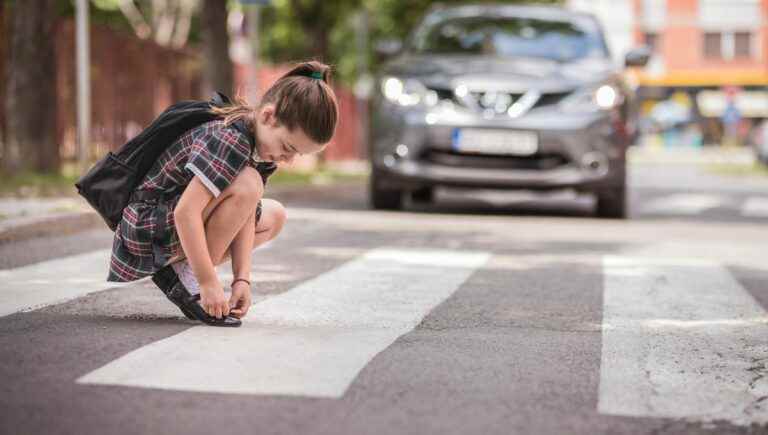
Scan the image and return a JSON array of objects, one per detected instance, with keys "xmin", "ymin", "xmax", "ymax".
[
  {"xmin": 167, "ymin": 166, "xmax": 263, "ymax": 266},
  {"xmin": 212, "ymin": 198, "xmax": 287, "ymax": 265},
  {"xmin": 251, "ymin": 199, "xmax": 287, "ymax": 249},
  {"xmin": 167, "ymin": 171, "xmax": 285, "ymax": 268}
]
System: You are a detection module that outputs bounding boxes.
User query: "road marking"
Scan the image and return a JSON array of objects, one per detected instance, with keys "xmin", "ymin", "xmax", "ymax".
[
  {"xmin": 0, "ymin": 249, "xmax": 129, "ymax": 317},
  {"xmin": 641, "ymin": 193, "xmax": 724, "ymax": 215},
  {"xmin": 742, "ymin": 197, "xmax": 768, "ymax": 217},
  {"xmin": 77, "ymin": 248, "xmax": 490, "ymax": 398},
  {"xmin": 599, "ymin": 256, "xmax": 768, "ymax": 426}
]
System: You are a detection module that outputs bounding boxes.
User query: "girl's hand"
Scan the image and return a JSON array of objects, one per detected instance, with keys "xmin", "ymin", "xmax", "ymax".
[
  {"xmin": 199, "ymin": 281, "xmax": 230, "ymax": 318},
  {"xmin": 229, "ymin": 281, "xmax": 252, "ymax": 319}
]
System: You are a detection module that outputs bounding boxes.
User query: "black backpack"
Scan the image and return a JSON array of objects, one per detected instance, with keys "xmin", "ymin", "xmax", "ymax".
[{"xmin": 75, "ymin": 92, "xmax": 276, "ymax": 231}]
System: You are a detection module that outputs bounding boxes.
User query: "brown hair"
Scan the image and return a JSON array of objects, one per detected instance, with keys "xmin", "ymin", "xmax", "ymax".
[{"xmin": 210, "ymin": 60, "xmax": 339, "ymax": 146}]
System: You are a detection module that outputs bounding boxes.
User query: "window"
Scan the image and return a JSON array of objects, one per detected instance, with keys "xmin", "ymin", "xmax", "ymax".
[
  {"xmin": 704, "ymin": 32, "xmax": 722, "ymax": 58},
  {"xmin": 410, "ymin": 16, "xmax": 609, "ymax": 62},
  {"xmin": 734, "ymin": 32, "xmax": 751, "ymax": 58},
  {"xmin": 702, "ymin": 31, "xmax": 753, "ymax": 59},
  {"xmin": 644, "ymin": 32, "xmax": 659, "ymax": 52}
]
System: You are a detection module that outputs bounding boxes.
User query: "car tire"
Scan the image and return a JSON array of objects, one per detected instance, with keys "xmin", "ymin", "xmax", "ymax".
[
  {"xmin": 369, "ymin": 170, "xmax": 403, "ymax": 210},
  {"xmin": 411, "ymin": 186, "xmax": 434, "ymax": 203},
  {"xmin": 596, "ymin": 184, "xmax": 627, "ymax": 219}
]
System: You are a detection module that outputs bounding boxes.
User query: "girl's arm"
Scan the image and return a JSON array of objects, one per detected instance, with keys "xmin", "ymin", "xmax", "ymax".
[
  {"xmin": 173, "ymin": 177, "xmax": 229, "ymax": 317},
  {"xmin": 227, "ymin": 210, "xmax": 255, "ymax": 317}
]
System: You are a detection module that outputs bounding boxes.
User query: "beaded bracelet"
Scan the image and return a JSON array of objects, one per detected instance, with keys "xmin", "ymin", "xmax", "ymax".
[{"xmin": 232, "ymin": 278, "xmax": 251, "ymax": 287}]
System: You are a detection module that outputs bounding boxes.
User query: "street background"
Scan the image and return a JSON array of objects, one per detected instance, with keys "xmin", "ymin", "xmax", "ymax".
[{"xmin": 1, "ymin": 1, "xmax": 768, "ymax": 434}]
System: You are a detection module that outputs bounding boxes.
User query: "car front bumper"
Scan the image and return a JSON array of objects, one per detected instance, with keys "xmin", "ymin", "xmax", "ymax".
[{"xmin": 370, "ymin": 102, "xmax": 628, "ymax": 192}]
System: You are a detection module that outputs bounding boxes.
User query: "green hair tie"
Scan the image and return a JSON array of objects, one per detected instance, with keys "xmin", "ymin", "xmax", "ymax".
[{"xmin": 310, "ymin": 71, "xmax": 323, "ymax": 80}]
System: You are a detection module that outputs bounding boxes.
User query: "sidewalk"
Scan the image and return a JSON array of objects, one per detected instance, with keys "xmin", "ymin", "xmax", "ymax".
[
  {"xmin": 628, "ymin": 144, "xmax": 756, "ymax": 165},
  {"xmin": 0, "ymin": 197, "xmax": 101, "ymax": 244}
]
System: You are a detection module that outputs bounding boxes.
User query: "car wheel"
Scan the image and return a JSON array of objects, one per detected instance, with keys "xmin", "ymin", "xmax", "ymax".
[
  {"xmin": 411, "ymin": 186, "xmax": 434, "ymax": 203},
  {"xmin": 369, "ymin": 170, "xmax": 403, "ymax": 210},
  {"xmin": 596, "ymin": 184, "xmax": 627, "ymax": 219}
]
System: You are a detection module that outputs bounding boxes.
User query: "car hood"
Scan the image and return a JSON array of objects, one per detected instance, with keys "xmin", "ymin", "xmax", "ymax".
[{"xmin": 380, "ymin": 54, "xmax": 619, "ymax": 93}]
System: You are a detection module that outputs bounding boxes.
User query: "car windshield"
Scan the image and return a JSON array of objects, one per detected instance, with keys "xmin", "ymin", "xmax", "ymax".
[{"xmin": 411, "ymin": 14, "xmax": 608, "ymax": 62}]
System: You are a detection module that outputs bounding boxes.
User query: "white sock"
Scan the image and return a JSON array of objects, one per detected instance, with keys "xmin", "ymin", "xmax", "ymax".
[{"xmin": 171, "ymin": 260, "xmax": 201, "ymax": 295}]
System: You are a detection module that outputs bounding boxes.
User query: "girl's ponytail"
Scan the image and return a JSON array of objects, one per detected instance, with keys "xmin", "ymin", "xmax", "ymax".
[{"xmin": 281, "ymin": 61, "xmax": 332, "ymax": 84}]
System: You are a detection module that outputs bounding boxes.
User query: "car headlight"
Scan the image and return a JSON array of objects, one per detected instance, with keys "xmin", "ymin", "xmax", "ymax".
[
  {"xmin": 558, "ymin": 84, "xmax": 623, "ymax": 113},
  {"xmin": 380, "ymin": 76, "xmax": 439, "ymax": 107}
]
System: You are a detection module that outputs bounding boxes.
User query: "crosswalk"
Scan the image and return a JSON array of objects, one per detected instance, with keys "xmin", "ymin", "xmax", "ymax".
[
  {"xmin": 2, "ymin": 245, "xmax": 767, "ymax": 427},
  {"xmin": 640, "ymin": 194, "xmax": 768, "ymax": 218},
  {"xmin": 77, "ymin": 249, "xmax": 490, "ymax": 397},
  {"xmin": 599, "ymin": 256, "xmax": 768, "ymax": 426}
]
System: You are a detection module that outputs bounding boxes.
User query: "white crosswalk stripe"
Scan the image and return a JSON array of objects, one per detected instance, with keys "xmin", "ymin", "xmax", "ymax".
[
  {"xmin": 742, "ymin": 197, "xmax": 768, "ymax": 218},
  {"xmin": 0, "ymin": 249, "xmax": 130, "ymax": 317},
  {"xmin": 641, "ymin": 193, "xmax": 724, "ymax": 215},
  {"xmin": 76, "ymin": 248, "xmax": 491, "ymax": 398},
  {"xmin": 599, "ymin": 256, "xmax": 768, "ymax": 426}
]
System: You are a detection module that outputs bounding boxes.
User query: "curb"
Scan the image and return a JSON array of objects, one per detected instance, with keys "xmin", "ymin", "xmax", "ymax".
[{"xmin": 0, "ymin": 211, "xmax": 103, "ymax": 245}]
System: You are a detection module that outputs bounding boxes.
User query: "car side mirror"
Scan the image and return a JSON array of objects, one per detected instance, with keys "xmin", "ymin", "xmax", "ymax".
[
  {"xmin": 374, "ymin": 38, "xmax": 403, "ymax": 58},
  {"xmin": 625, "ymin": 46, "xmax": 651, "ymax": 67}
]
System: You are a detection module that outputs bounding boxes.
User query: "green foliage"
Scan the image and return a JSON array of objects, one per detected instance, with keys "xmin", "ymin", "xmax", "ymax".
[
  {"xmin": 258, "ymin": 0, "xmax": 313, "ymax": 64},
  {"xmin": 0, "ymin": 169, "xmax": 79, "ymax": 197}
]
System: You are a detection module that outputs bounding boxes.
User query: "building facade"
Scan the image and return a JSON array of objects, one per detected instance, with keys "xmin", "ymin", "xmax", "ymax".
[{"xmin": 569, "ymin": 0, "xmax": 768, "ymax": 146}]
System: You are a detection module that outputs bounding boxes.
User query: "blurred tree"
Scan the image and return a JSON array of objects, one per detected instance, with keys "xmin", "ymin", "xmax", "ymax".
[
  {"xmin": 90, "ymin": 0, "xmax": 199, "ymax": 48},
  {"xmin": 0, "ymin": 0, "xmax": 6, "ymax": 167},
  {"xmin": 3, "ymin": 0, "xmax": 60, "ymax": 174},
  {"xmin": 98, "ymin": 0, "xmax": 229, "ymax": 96},
  {"xmin": 200, "ymin": 0, "xmax": 234, "ymax": 95},
  {"xmin": 259, "ymin": 0, "xmax": 362, "ymax": 83}
]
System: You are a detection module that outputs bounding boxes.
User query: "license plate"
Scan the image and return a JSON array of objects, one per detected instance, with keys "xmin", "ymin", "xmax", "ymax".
[{"xmin": 451, "ymin": 128, "xmax": 538, "ymax": 156}]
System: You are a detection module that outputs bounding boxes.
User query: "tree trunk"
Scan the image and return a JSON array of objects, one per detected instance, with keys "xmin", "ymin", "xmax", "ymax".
[
  {"xmin": 200, "ymin": 0, "xmax": 233, "ymax": 97},
  {"xmin": 0, "ymin": 0, "xmax": 6, "ymax": 167},
  {"xmin": 3, "ymin": 0, "xmax": 59, "ymax": 174},
  {"xmin": 311, "ymin": 26, "xmax": 329, "ymax": 62}
]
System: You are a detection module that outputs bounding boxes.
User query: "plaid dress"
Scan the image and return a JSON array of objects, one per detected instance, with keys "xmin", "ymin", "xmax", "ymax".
[{"xmin": 107, "ymin": 119, "xmax": 275, "ymax": 282}]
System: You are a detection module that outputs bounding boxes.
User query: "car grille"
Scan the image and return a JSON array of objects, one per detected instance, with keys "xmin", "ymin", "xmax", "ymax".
[
  {"xmin": 429, "ymin": 87, "xmax": 570, "ymax": 113},
  {"xmin": 421, "ymin": 148, "xmax": 569, "ymax": 170}
]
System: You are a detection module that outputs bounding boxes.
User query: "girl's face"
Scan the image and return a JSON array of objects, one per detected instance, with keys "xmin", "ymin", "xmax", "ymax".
[{"xmin": 254, "ymin": 103, "xmax": 325, "ymax": 164}]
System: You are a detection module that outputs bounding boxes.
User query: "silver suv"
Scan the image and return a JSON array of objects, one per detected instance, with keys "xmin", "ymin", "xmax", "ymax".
[{"xmin": 368, "ymin": 4, "xmax": 649, "ymax": 218}]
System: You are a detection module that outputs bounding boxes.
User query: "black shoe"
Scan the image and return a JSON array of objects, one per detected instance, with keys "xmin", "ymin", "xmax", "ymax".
[
  {"xmin": 151, "ymin": 265, "xmax": 242, "ymax": 327},
  {"xmin": 151, "ymin": 265, "xmax": 196, "ymax": 320}
]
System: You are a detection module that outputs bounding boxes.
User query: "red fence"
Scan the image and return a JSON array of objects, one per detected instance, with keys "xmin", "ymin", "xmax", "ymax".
[
  {"xmin": 1, "ymin": 19, "xmax": 364, "ymax": 167},
  {"xmin": 55, "ymin": 19, "xmax": 203, "ymax": 161}
]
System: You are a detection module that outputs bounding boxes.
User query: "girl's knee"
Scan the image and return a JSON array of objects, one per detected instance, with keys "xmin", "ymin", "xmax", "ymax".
[
  {"xmin": 227, "ymin": 167, "xmax": 264, "ymax": 202},
  {"xmin": 260, "ymin": 199, "xmax": 287, "ymax": 239}
]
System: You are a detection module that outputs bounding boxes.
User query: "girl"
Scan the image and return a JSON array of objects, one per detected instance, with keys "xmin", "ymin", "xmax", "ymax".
[{"xmin": 107, "ymin": 60, "xmax": 340, "ymax": 327}]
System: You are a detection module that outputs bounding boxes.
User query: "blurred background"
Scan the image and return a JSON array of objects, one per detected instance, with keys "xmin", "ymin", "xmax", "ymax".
[{"xmin": 0, "ymin": 0, "xmax": 766, "ymax": 204}]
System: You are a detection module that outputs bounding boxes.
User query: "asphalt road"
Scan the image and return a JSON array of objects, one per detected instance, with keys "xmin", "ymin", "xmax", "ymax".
[{"xmin": 0, "ymin": 159, "xmax": 767, "ymax": 435}]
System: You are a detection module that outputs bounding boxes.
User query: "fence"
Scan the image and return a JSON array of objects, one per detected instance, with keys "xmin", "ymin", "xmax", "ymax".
[
  {"xmin": 1, "ymin": 18, "xmax": 366, "ymax": 170},
  {"xmin": 55, "ymin": 19, "xmax": 203, "ymax": 162}
]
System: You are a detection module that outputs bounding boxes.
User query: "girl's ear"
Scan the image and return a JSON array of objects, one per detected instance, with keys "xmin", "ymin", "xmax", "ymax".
[{"xmin": 260, "ymin": 104, "xmax": 278, "ymax": 127}]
